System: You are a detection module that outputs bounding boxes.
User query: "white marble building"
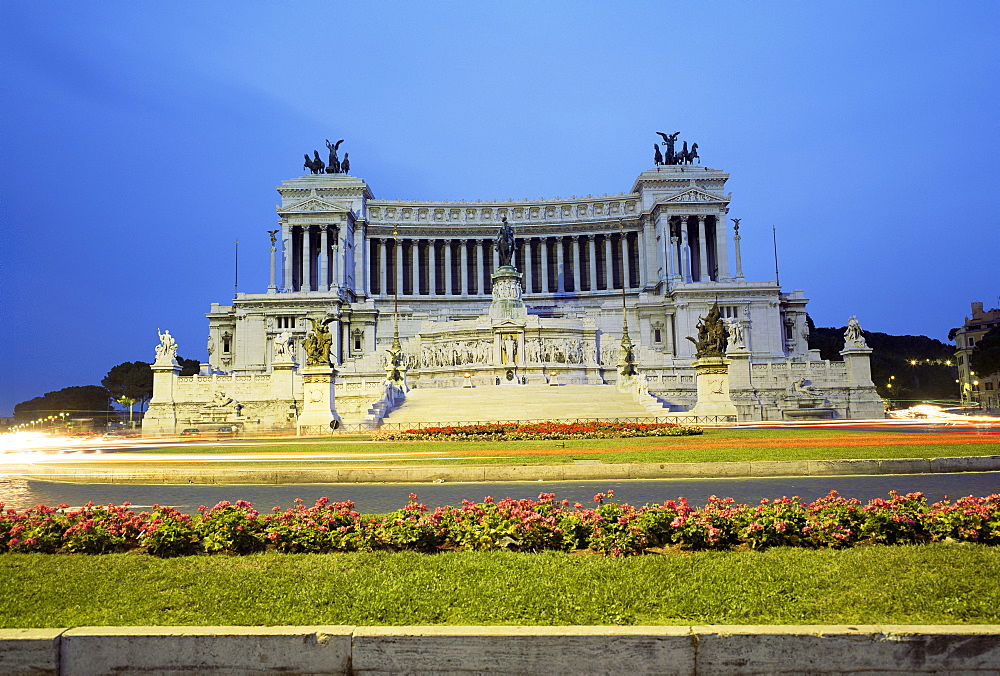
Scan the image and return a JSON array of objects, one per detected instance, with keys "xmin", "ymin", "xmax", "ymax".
[{"xmin": 143, "ymin": 152, "xmax": 883, "ymax": 434}]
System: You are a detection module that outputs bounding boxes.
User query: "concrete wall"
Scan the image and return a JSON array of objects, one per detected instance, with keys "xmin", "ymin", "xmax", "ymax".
[{"xmin": 3, "ymin": 625, "xmax": 999, "ymax": 675}]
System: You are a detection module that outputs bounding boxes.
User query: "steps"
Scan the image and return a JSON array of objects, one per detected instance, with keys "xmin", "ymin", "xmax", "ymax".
[{"xmin": 381, "ymin": 385, "xmax": 667, "ymax": 425}]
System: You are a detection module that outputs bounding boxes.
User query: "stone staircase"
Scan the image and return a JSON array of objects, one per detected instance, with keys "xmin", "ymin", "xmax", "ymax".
[{"xmin": 380, "ymin": 384, "xmax": 669, "ymax": 426}]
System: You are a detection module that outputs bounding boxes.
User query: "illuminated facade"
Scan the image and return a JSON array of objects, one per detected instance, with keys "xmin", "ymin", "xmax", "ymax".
[
  {"xmin": 144, "ymin": 157, "xmax": 883, "ymax": 433},
  {"xmin": 954, "ymin": 301, "xmax": 1000, "ymax": 410}
]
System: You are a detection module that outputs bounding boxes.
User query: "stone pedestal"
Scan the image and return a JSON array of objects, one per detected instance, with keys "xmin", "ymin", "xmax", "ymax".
[
  {"xmin": 270, "ymin": 360, "xmax": 298, "ymax": 428},
  {"xmin": 143, "ymin": 357, "xmax": 181, "ymax": 435},
  {"xmin": 841, "ymin": 344, "xmax": 885, "ymax": 419},
  {"xmin": 725, "ymin": 348, "xmax": 752, "ymax": 388},
  {"xmin": 688, "ymin": 356, "xmax": 739, "ymax": 418},
  {"xmin": 489, "ymin": 266, "xmax": 527, "ymax": 320},
  {"xmin": 296, "ymin": 365, "xmax": 341, "ymax": 435}
]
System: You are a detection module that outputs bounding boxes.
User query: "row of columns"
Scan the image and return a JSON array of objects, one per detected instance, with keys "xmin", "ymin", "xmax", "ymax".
[
  {"xmin": 660, "ymin": 215, "xmax": 728, "ymax": 284},
  {"xmin": 368, "ymin": 233, "xmax": 641, "ymax": 297},
  {"xmin": 282, "ymin": 224, "xmax": 344, "ymax": 293}
]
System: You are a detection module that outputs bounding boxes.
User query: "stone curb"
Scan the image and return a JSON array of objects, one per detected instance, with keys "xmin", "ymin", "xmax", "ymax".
[
  {"xmin": 18, "ymin": 455, "xmax": 1000, "ymax": 484},
  {"xmin": 3, "ymin": 625, "xmax": 1000, "ymax": 675}
]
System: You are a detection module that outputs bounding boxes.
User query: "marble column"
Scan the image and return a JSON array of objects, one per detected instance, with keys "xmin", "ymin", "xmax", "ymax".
[
  {"xmin": 637, "ymin": 228, "xmax": 648, "ymax": 288},
  {"xmin": 281, "ymin": 224, "xmax": 293, "ymax": 292},
  {"xmin": 410, "ymin": 239, "xmax": 419, "ymax": 295},
  {"xmin": 680, "ymin": 218, "xmax": 692, "ymax": 283},
  {"xmin": 319, "ymin": 226, "xmax": 329, "ymax": 292},
  {"xmin": 540, "ymin": 238, "xmax": 550, "ymax": 293},
  {"xmin": 459, "ymin": 239, "xmax": 469, "ymax": 296},
  {"xmin": 622, "ymin": 232, "xmax": 632, "ymax": 289},
  {"xmin": 571, "ymin": 236, "xmax": 582, "ymax": 293},
  {"xmin": 603, "ymin": 234, "xmax": 613, "ymax": 290},
  {"xmin": 556, "ymin": 236, "xmax": 565, "ymax": 293},
  {"xmin": 379, "ymin": 238, "xmax": 388, "ymax": 296},
  {"xmin": 523, "ymin": 238, "xmax": 532, "ymax": 293},
  {"xmin": 300, "ymin": 226, "xmax": 311, "ymax": 292},
  {"xmin": 697, "ymin": 215, "xmax": 710, "ymax": 282},
  {"xmin": 714, "ymin": 215, "xmax": 730, "ymax": 279},
  {"xmin": 665, "ymin": 234, "xmax": 676, "ymax": 281},
  {"xmin": 475, "ymin": 239, "xmax": 484, "ymax": 295},
  {"xmin": 430, "ymin": 239, "xmax": 436, "ymax": 294},
  {"xmin": 332, "ymin": 244, "xmax": 340, "ymax": 292},
  {"xmin": 445, "ymin": 241, "xmax": 453, "ymax": 295},
  {"xmin": 587, "ymin": 235, "xmax": 597, "ymax": 293},
  {"xmin": 655, "ymin": 219, "xmax": 667, "ymax": 284},
  {"xmin": 395, "ymin": 239, "xmax": 403, "ymax": 297}
]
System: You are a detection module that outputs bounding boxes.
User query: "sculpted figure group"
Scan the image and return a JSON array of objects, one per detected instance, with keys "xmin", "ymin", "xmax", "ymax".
[
  {"xmin": 654, "ymin": 131, "xmax": 700, "ymax": 166},
  {"xmin": 303, "ymin": 317, "xmax": 334, "ymax": 366},
  {"xmin": 844, "ymin": 315, "xmax": 866, "ymax": 346},
  {"xmin": 686, "ymin": 302, "xmax": 728, "ymax": 358},
  {"xmin": 303, "ymin": 138, "xmax": 351, "ymax": 175}
]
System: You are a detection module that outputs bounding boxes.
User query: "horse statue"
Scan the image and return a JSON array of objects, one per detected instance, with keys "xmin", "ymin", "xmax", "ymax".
[
  {"xmin": 303, "ymin": 151, "xmax": 325, "ymax": 174},
  {"xmin": 496, "ymin": 217, "xmax": 516, "ymax": 268},
  {"xmin": 686, "ymin": 143, "xmax": 700, "ymax": 164},
  {"xmin": 304, "ymin": 153, "xmax": 324, "ymax": 174},
  {"xmin": 653, "ymin": 144, "xmax": 663, "ymax": 166}
]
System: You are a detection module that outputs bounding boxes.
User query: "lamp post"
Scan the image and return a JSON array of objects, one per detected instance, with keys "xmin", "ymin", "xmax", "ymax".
[{"xmin": 617, "ymin": 219, "xmax": 637, "ymax": 378}]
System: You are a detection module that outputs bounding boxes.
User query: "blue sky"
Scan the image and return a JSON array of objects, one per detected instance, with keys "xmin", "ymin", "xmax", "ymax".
[{"xmin": 1, "ymin": 1, "xmax": 997, "ymax": 416}]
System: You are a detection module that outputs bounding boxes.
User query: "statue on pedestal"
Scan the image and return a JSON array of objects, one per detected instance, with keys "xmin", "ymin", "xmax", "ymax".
[
  {"xmin": 725, "ymin": 319, "xmax": 745, "ymax": 350},
  {"xmin": 274, "ymin": 331, "xmax": 293, "ymax": 360},
  {"xmin": 155, "ymin": 329, "xmax": 178, "ymax": 361},
  {"xmin": 496, "ymin": 217, "xmax": 516, "ymax": 267},
  {"xmin": 844, "ymin": 315, "xmax": 867, "ymax": 347},
  {"xmin": 304, "ymin": 317, "xmax": 333, "ymax": 366},
  {"xmin": 686, "ymin": 303, "xmax": 728, "ymax": 358}
]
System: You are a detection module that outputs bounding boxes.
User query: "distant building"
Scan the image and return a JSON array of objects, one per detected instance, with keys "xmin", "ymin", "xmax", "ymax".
[{"xmin": 954, "ymin": 301, "xmax": 1000, "ymax": 410}]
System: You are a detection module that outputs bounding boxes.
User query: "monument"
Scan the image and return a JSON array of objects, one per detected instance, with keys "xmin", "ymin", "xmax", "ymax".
[
  {"xmin": 296, "ymin": 317, "xmax": 341, "ymax": 434},
  {"xmin": 685, "ymin": 302, "xmax": 739, "ymax": 418},
  {"xmin": 143, "ymin": 132, "xmax": 884, "ymax": 434}
]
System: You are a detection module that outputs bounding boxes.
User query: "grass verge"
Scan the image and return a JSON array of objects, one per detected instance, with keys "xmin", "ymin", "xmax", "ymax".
[
  {"xmin": 1, "ymin": 544, "xmax": 998, "ymax": 627},
  {"xmin": 53, "ymin": 428, "xmax": 999, "ymax": 471}
]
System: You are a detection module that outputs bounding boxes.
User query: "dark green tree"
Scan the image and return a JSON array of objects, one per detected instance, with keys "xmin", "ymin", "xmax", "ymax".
[
  {"xmin": 13, "ymin": 386, "xmax": 113, "ymax": 423},
  {"xmin": 177, "ymin": 356, "xmax": 201, "ymax": 376},
  {"xmin": 970, "ymin": 326, "xmax": 1000, "ymax": 378},
  {"xmin": 102, "ymin": 362, "xmax": 153, "ymax": 411}
]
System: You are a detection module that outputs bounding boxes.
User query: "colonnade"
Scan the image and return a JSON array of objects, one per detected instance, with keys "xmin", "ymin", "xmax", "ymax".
[
  {"xmin": 367, "ymin": 232, "xmax": 640, "ymax": 297},
  {"xmin": 282, "ymin": 224, "xmax": 344, "ymax": 293},
  {"xmin": 281, "ymin": 215, "xmax": 731, "ymax": 295},
  {"xmin": 660, "ymin": 215, "xmax": 728, "ymax": 284}
]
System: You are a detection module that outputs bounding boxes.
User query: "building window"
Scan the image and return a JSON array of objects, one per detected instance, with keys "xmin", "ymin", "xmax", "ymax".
[
  {"xmin": 276, "ymin": 316, "xmax": 297, "ymax": 329},
  {"xmin": 987, "ymin": 382, "xmax": 995, "ymax": 391},
  {"xmin": 654, "ymin": 328, "xmax": 662, "ymax": 344},
  {"xmin": 222, "ymin": 332, "xmax": 232, "ymax": 354},
  {"xmin": 720, "ymin": 305, "xmax": 739, "ymax": 319}
]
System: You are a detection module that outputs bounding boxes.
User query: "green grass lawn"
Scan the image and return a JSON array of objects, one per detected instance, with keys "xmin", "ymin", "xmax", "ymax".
[
  {"xmin": 1, "ymin": 544, "xmax": 997, "ymax": 627},
  {"xmin": 74, "ymin": 428, "xmax": 999, "ymax": 470}
]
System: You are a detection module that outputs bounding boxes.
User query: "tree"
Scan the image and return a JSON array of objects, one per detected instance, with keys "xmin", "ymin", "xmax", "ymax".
[
  {"xmin": 13, "ymin": 386, "xmax": 113, "ymax": 423},
  {"xmin": 102, "ymin": 362, "xmax": 153, "ymax": 412},
  {"xmin": 177, "ymin": 356, "xmax": 201, "ymax": 376},
  {"xmin": 970, "ymin": 326, "xmax": 1000, "ymax": 378}
]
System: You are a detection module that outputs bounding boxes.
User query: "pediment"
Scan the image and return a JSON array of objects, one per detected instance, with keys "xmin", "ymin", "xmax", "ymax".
[
  {"xmin": 278, "ymin": 197, "xmax": 352, "ymax": 215},
  {"xmin": 660, "ymin": 187, "xmax": 728, "ymax": 204}
]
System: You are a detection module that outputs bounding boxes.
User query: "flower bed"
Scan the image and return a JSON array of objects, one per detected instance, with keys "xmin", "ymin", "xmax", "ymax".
[
  {"xmin": 373, "ymin": 420, "xmax": 703, "ymax": 441},
  {"xmin": 3, "ymin": 491, "xmax": 998, "ymax": 557}
]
